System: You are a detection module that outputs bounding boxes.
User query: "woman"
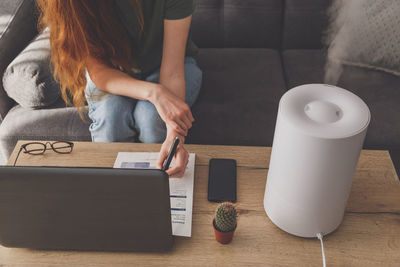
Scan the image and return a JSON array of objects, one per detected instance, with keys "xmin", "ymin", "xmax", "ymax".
[{"xmin": 37, "ymin": 0, "xmax": 202, "ymax": 177}]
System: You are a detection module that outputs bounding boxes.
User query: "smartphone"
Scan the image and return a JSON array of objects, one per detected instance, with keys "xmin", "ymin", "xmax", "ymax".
[{"xmin": 208, "ymin": 158, "xmax": 237, "ymax": 202}]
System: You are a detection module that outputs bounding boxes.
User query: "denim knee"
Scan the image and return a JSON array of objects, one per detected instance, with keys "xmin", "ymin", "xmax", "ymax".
[
  {"xmin": 88, "ymin": 94, "xmax": 137, "ymax": 142},
  {"xmin": 133, "ymin": 100, "xmax": 166, "ymax": 143}
]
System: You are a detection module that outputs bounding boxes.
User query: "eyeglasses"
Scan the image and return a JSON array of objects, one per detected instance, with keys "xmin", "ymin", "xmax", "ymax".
[{"xmin": 13, "ymin": 141, "xmax": 74, "ymax": 166}]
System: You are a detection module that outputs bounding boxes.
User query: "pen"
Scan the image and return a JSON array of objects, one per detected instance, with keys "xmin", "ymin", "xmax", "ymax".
[{"xmin": 162, "ymin": 136, "xmax": 180, "ymax": 171}]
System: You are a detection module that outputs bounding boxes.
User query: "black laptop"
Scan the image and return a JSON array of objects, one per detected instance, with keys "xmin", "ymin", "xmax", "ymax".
[{"xmin": 0, "ymin": 166, "xmax": 173, "ymax": 251}]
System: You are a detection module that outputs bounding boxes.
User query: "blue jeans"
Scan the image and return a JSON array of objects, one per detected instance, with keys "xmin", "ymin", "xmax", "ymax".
[{"xmin": 85, "ymin": 57, "xmax": 202, "ymax": 143}]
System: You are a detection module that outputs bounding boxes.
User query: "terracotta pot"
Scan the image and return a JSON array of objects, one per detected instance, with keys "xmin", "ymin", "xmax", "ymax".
[{"xmin": 213, "ymin": 219, "xmax": 236, "ymax": 244}]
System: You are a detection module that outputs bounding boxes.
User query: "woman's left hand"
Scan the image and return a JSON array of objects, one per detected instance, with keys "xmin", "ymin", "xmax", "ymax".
[
  {"xmin": 149, "ymin": 84, "xmax": 194, "ymax": 137},
  {"xmin": 156, "ymin": 126, "xmax": 189, "ymax": 178}
]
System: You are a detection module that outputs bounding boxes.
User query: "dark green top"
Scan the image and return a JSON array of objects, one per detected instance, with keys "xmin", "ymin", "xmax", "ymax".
[{"xmin": 114, "ymin": 0, "xmax": 198, "ymax": 77}]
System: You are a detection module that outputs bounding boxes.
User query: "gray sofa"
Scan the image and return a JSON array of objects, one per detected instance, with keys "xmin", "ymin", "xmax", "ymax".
[{"xmin": 1, "ymin": 0, "xmax": 399, "ymax": 176}]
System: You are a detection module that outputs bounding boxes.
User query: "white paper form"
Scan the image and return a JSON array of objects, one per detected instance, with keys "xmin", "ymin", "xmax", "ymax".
[{"xmin": 113, "ymin": 152, "xmax": 195, "ymax": 237}]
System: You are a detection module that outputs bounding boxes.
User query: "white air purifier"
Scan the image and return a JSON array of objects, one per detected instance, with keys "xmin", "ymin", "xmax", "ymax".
[{"xmin": 264, "ymin": 84, "xmax": 370, "ymax": 238}]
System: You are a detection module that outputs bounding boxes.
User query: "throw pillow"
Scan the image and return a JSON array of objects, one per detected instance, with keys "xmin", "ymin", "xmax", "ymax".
[
  {"xmin": 3, "ymin": 28, "xmax": 61, "ymax": 108},
  {"xmin": 325, "ymin": 0, "xmax": 400, "ymax": 84},
  {"xmin": 0, "ymin": 0, "xmax": 38, "ymax": 118}
]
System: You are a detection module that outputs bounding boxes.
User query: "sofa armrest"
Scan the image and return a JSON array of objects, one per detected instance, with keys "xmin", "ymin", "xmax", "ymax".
[
  {"xmin": 0, "ymin": 0, "xmax": 39, "ymax": 122},
  {"xmin": 0, "ymin": 85, "xmax": 14, "ymax": 122}
]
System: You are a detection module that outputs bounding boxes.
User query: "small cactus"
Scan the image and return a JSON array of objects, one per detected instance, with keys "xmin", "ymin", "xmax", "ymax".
[{"xmin": 214, "ymin": 202, "xmax": 237, "ymax": 232}]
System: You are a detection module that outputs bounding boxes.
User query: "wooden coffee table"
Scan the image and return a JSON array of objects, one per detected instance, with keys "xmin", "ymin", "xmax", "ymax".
[{"xmin": 1, "ymin": 140, "xmax": 399, "ymax": 266}]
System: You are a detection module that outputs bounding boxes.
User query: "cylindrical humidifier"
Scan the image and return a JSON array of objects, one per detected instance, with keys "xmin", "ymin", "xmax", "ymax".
[{"xmin": 264, "ymin": 84, "xmax": 370, "ymax": 238}]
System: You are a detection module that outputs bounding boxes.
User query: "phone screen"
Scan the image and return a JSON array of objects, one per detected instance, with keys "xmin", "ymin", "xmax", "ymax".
[{"xmin": 208, "ymin": 158, "xmax": 237, "ymax": 202}]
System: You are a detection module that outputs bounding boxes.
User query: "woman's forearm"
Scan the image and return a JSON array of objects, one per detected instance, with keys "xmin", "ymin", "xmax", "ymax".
[
  {"xmin": 159, "ymin": 17, "xmax": 191, "ymax": 102},
  {"xmin": 87, "ymin": 57, "xmax": 159, "ymax": 102}
]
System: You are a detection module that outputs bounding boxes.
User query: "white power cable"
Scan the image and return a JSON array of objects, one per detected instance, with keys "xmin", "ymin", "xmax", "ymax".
[{"xmin": 316, "ymin": 233, "xmax": 326, "ymax": 267}]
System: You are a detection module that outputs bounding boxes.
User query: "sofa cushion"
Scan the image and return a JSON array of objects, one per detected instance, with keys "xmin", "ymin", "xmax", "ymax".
[
  {"xmin": 0, "ymin": 0, "xmax": 38, "ymax": 120},
  {"xmin": 186, "ymin": 48, "xmax": 286, "ymax": 146},
  {"xmin": 325, "ymin": 0, "xmax": 400, "ymax": 83},
  {"xmin": 282, "ymin": 0, "xmax": 331, "ymax": 49},
  {"xmin": 283, "ymin": 49, "xmax": 327, "ymax": 87},
  {"xmin": 0, "ymin": 99, "xmax": 91, "ymax": 162},
  {"xmin": 192, "ymin": 0, "xmax": 282, "ymax": 49},
  {"xmin": 283, "ymin": 49, "xmax": 400, "ymax": 150},
  {"xmin": 3, "ymin": 29, "xmax": 61, "ymax": 108}
]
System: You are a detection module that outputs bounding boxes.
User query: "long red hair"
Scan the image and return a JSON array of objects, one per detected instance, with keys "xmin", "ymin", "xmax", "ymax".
[{"xmin": 36, "ymin": 0, "xmax": 143, "ymax": 118}]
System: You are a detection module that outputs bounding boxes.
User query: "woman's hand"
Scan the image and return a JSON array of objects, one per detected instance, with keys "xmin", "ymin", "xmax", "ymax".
[
  {"xmin": 149, "ymin": 85, "xmax": 194, "ymax": 137},
  {"xmin": 157, "ymin": 126, "xmax": 189, "ymax": 178}
]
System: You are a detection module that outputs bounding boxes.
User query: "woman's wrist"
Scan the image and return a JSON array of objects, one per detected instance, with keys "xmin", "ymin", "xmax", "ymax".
[
  {"xmin": 167, "ymin": 125, "xmax": 185, "ymax": 144},
  {"xmin": 147, "ymin": 83, "xmax": 163, "ymax": 104}
]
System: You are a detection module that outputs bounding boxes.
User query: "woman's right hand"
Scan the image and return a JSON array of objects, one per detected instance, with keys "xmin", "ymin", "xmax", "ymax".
[{"xmin": 149, "ymin": 85, "xmax": 194, "ymax": 137}]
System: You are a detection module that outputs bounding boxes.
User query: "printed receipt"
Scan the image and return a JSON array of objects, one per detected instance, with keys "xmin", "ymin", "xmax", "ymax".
[{"xmin": 113, "ymin": 152, "xmax": 195, "ymax": 237}]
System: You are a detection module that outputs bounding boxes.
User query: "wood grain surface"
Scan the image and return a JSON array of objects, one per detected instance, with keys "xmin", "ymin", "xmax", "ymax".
[{"xmin": 1, "ymin": 140, "xmax": 399, "ymax": 266}]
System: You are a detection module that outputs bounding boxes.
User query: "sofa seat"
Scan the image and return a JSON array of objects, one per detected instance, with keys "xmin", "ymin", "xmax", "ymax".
[
  {"xmin": 187, "ymin": 48, "xmax": 286, "ymax": 146},
  {"xmin": 0, "ymin": 99, "xmax": 91, "ymax": 161},
  {"xmin": 283, "ymin": 49, "xmax": 400, "ymax": 150}
]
